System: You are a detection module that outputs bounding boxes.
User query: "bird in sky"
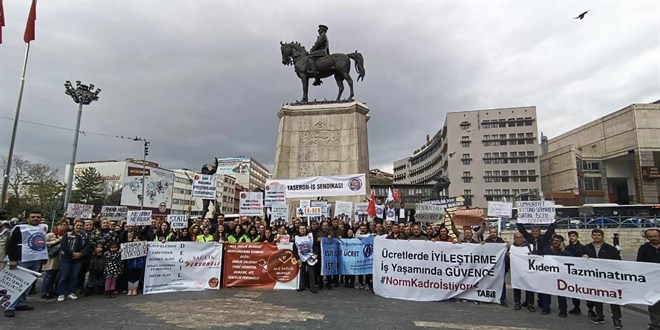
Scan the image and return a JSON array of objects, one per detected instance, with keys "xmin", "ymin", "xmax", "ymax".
[{"xmin": 574, "ymin": 10, "xmax": 590, "ymax": 20}]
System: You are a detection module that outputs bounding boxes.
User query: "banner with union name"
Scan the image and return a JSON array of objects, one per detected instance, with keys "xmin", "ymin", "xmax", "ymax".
[
  {"xmin": 373, "ymin": 239, "xmax": 506, "ymax": 302},
  {"xmin": 223, "ymin": 243, "xmax": 299, "ymax": 290},
  {"xmin": 265, "ymin": 174, "xmax": 366, "ymax": 198},
  {"xmin": 511, "ymin": 254, "xmax": 660, "ymax": 305}
]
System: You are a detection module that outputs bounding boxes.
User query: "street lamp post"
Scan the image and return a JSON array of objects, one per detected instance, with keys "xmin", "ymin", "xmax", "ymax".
[{"xmin": 62, "ymin": 81, "xmax": 101, "ymax": 210}]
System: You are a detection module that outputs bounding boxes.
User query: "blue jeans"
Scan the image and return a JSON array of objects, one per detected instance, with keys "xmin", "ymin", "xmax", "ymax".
[
  {"xmin": 41, "ymin": 269, "xmax": 58, "ymax": 296},
  {"xmin": 6, "ymin": 260, "xmax": 42, "ymax": 311},
  {"xmin": 57, "ymin": 258, "xmax": 82, "ymax": 296}
]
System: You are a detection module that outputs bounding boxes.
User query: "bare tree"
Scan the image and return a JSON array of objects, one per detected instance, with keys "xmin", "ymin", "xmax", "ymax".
[{"xmin": 1, "ymin": 155, "xmax": 31, "ymax": 199}]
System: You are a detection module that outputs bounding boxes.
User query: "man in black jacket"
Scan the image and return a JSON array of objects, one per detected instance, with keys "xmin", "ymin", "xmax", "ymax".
[
  {"xmin": 516, "ymin": 222, "xmax": 557, "ymax": 253},
  {"xmin": 565, "ymin": 230, "xmax": 585, "ymax": 315},
  {"xmin": 582, "ymin": 228, "xmax": 623, "ymax": 329},
  {"xmin": 4, "ymin": 210, "xmax": 48, "ymax": 317},
  {"xmin": 637, "ymin": 228, "xmax": 660, "ymax": 330}
]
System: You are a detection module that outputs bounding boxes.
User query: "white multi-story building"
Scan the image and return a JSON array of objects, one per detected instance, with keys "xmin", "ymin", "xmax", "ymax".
[
  {"xmin": 394, "ymin": 106, "xmax": 542, "ymax": 208},
  {"xmin": 215, "ymin": 156, "xmax": 270, "ymax": 191},
  {"xmin": 171, "ymin": 169, "xmax": 236, "ymax": 216}
]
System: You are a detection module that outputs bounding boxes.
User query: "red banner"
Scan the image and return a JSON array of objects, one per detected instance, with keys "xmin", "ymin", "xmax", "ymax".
[{"xmin": 223, "ymin": 243, "xmax": 299, "ymax": 289}]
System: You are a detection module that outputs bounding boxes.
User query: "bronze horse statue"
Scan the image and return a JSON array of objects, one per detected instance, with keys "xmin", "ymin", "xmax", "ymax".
[
  {"xmin": 280, "ymin": 41, "xmax": 365, "ymax": 103},
  {"xmin": 430, "ymin": 174, "xmax": 451, "ymax": 200}
]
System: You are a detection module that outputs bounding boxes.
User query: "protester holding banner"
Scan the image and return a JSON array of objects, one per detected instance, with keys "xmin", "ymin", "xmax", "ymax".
[
  {"xmin": 188, "ymin": 225, "xmax": 201, "ymax": 241},
  {"xmin": 509, "ymin": 232, "xmax": 535, "ymax": 312},
  {"xmin": 451, "ymin": 219, "xmax": 486, "ymax": 242},
  {"xmin": 539, "ymin": 235, "xmax": 571, "ymax": 316},
  {"xmin": 433, "ymin": 226, "xmax": 455, "ymax": 243},
  {"xmin": 484, "ymin": 227, "xmax": 508, "ymax": 307},
  {"xmin": 565, "ymin": 230, "xmax": 585, "ymax": 315},
  {"xmin": 197, "ymin": 227, "xmax": 215, "ymax": 242},
  {"xmin": 582, "ymin": 229, "xmax": 623, "ymax": 328},
  {"xmin": 41, "ymin": 219, "xmax": 66, "ymax": 300},
  {"xmin": 3, "ymin": 210, "xmax": 47, "ymax": 317},
  {"xmin": 275, "ymin": 226, "xmax": 291, "ymax": 244},
  {"xmin": 57, "ymin": 220, "xmax": 91, "ymax": 302},
  {"xmin": 154, "ymin": 221, "xmax": 174, "ymax": 243},
  {"xmin": 125, "ymin": 233, "xmax": 146, "ymax": 296},
  {"xmin": 637, "ymin": 228, "xmax": 660, "ymax": 330},
  {"xmin": 214, "ymin": 225, "xmax": 228, "ymax": 243},
  {"xmin": 227, "ymin": 226, "xmax": 248, "ymax": 243},
  {"xmin": 262, "ymin": 229, "xmax": 275, "ymax": 243},
  {"xmin": 516, "ymin": 222, "xmax": 557, "ymax": 254},
  {"xmin": 387, "ymin": 224, "xmax": 405, "ymax": 240},
  {"xmin": 293, "ymin": 225, "xmax": 318, "ymax": 294}
]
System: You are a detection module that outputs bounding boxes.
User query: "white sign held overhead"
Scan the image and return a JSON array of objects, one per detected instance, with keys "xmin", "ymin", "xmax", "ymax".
[
  {"xmin": 264, "ymin": 184, "xmax": 286, "ymax": 207},
  {"xmin": 127, "ymin": 210, "xmax": 152, "ymax": 226},
  {"xmin": 334, "ymin": 201, "xmax": 353, "ymax": 220},
  {"xmin": 168, "ymin": 215, "xmax": 188, "ymax": 229},
  {"xmin": 66, "ymin": 203, "xmax": 94, "ymax": 219},
  {"xmin": 192, "ymin": 174, "xmax": 217, "ymax": 199},
  {"xmin": 271, "ymin": 205, "xmax": 289, "ymax": 226},
  {"xmin": 100, "ymin": 206, "xmax": 128, "ymax": 221},
  {"xmin": 515, "ymin": 201, "xmax": 556, "ymax": 224},
  {"xmin": 239, "ymin": 192, "xmax": 263, "ymax": 217},
  {"xmin": 266, "ymin": 174, "xmax": 366, "ymax": 198},
  {"xmin": 487, "ymin": 202, "xmax": 513, "ymax": 217}
]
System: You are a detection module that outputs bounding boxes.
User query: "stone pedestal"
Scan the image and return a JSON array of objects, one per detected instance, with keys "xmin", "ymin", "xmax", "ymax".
[{"xmin": 273, "ymin": 101, "xmax": 370, "ymax": 204}]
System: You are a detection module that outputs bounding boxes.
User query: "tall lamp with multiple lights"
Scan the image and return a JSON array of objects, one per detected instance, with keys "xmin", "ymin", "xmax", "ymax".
[{"xmin": 62, "ymin": 80, "xmax": 101, "ymax": 210}]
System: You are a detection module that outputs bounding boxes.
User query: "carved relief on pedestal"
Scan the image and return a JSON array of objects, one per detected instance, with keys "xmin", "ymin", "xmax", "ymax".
[
  {"xmin": 298, "ymin": 162, "xmax": 340, "ymax": 177},
  {"xmin": 299, "ymin": 121, "xmax": 340, "ymax": 146}
]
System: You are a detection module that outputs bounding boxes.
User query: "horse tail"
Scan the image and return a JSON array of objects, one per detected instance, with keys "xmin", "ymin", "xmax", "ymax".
[{"xmin": 348, "ymin": 51, "xmax": 365, "ymax": 81}]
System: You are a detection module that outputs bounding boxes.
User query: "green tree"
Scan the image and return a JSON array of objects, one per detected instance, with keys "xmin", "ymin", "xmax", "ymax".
[
  {"xmin": 24, "ymin": 163, "xmax": 66, "ymax": 214},
  {"xmin": 72, "ymin": 167, "xmax": 105, "ymax": 204}
]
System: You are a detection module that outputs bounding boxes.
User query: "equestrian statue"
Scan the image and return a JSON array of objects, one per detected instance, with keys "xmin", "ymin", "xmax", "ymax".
[
  {"xmin": 280, "ymin": 25, "xmax": 365, "ymax": 103},
  {"xmin": 430, "ymin": 174, "xmax": 451, "ymax": 200}
]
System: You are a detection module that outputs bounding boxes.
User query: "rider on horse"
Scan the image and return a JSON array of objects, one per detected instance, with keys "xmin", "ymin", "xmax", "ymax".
[{"xmin": 308, "ymin": 25, "xmax": 330, "ymax": 86}]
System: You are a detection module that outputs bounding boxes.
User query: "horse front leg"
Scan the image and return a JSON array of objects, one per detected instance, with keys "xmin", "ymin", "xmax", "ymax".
[
  {"xmin": 301, "ymin": 76, "xmax": 309, "ymax": 102},
  {"xmin": 334, "ymin": 74, "xmax": 344, "ymax": 101}
]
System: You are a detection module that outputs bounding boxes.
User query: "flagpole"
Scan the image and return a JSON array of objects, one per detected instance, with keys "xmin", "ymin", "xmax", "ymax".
[{"xmin": 0, "ymin": 43, "xmax": 31, "ymax": 210}]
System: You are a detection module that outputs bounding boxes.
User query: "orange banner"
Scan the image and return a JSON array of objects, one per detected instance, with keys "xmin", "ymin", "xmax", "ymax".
[
  {"xmin": 223, "ymin": 243, "xmax": 299, "ymax": 289},
  {"xmin": 453, "ymin": 209, "xmax": 484, "ymax": 226}
]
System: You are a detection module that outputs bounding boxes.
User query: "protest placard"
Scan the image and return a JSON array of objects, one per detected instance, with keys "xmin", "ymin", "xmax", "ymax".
[
  {"xmin": 270, "ymin": 205, "xmax": 289, "ymax": 226},
  {"xmin": 453, "ymin": 209, "xmax": 484, "ymax": 226},
  {"xmin": 192, "ymin": 174, "xmax": 217, "ymax": 199},
  {"xmin": 66, "ymin": 203, "xmax": 94, "ymax": 219},
  {"xmin": 334, "ymin": 201, "xmax": 353, "ymax": 220},
  {"xmin": 355, "ymin": 202, "xmax": 369, "ymax": 222},
  {"xmin": 265, "ymin": 174, "xmax": 366, "ymax": 198},
  {"xmin": 321, "ymin": 236, "xmax": 373, "ymax": 276},
  {"xmin": 296, "ymin": 206, "xmax": 322, "ymax": 217},
  {"xmin": 487, "ymin": 202, "xmax": 513, "ymax": 217},
  {"xmin": 120, "ymin": 241, "xmax": 148, "ymax": 260},
  {"xmin": 127, "ymin": 210, "xmax": 152, "ymax": 226},
  {"xmin": 264, "ymin": 184, "xmax": 286, "ymax": 207},
  {"xmin": 414, "ymin": 203, "xmax": 445, "ymax": 222},
  {"xmin": 100, "ymin": 206, "xmax": 128, "ymax": 221},
  {"xmin": 144, "ymin": 242, "xmax": 222, "ymax": 294},
  {"xmin": 0, "ymin": 267, "xmax": 38, "ymax": 309},
  {"xmin": 373, "ymin": 239, "xmax": 506, "ymax": 302},
  {"xmin": 167, "ymin": 215, "xmax": 188, "ymax": 229},
  {"xmin": 239, "ymin": 192, "xmax": 263, "ymax": 216},
  {"xmin": 515, "ymin": 201, "xmax": 556, "ymax": 224},
  {"xmin": 511, "ymin": 254, "xmax": 660, "ymax": 305},
  {"xmin": 223, "ymin": 243, "xmax": 299, "ymax": 290},
  {"xmin": 299, "ymin": 200, "xmax": 311, "ymax": 208}
]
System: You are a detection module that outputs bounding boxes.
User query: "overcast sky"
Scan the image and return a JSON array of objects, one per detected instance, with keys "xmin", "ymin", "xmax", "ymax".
[{"xmin": 1, "ymin": 1, "xmax": 658, "ymax": 178}]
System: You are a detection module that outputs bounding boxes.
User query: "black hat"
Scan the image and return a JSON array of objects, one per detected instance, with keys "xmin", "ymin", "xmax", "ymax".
[{"xmin": 318, "ymin": 25, "xmax": 328, "ymax": 31}]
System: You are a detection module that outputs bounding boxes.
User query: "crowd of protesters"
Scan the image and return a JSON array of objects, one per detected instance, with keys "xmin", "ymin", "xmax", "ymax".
[{"xmin": 1, "ymin": 207, "xmax": 659, "ymax": 330}]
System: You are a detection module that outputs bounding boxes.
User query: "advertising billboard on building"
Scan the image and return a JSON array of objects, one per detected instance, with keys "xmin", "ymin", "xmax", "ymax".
[
  {"xmin": 215, "ymin": 156, "xmax": 251, "ymax": 185},
  {"xmin": 121, "ymin": 161, "xmax": 174, "ymax": 213}
]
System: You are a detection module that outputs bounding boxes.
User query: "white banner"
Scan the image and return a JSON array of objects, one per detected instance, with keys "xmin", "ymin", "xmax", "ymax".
[
  {"xmin": 0, "ymin": 267, "xmax": 38, "ymax": 309},
  {"xmin": 515, "ymin": 201, "xmax": 556, "ymax": 224},
  {"xmin": 239, "ymin": 192, "xmax": 263, "ymax": 217},
  {"xmin": 487, "ymin": 202, "xmax": 513, "ymax": 217},
  {"xmin": 334, "ymin": 201, "xmax": 353, "ymax": 220},
  {"xmin": 100, "ymin": 206, "xmax": 128, "ymax": 221},
  {"xmin": 120, "ymin": 241, "xmax": 148, "ymax": 260},
  {"xmin": 167, "ymin": 215, "xmax": 188, "ymax": 229},
  {"xmin": 511, "ymin": 254, "xmax": 660, "ymax": 305},
  {"xmin": 355, "ymin": 202, "xmax": 369, "ymax": 222},
  {"xmin": 264, "ymin": 184, "xmax": 286, "ymax": 207},
  {"xmin": 144, "ymin": 242, "xmax": 222, "ymax": 295},
  {"xmin": 271, "ymin": 205, "xmax": 289, "ymax": 226},
  {"xmin": 373, "ymin": 239, "xmax": 506, "ymax": 302},
  {"xmin": 66, "ymin": 203, "xmax": 94, "ymax": 219},
  {"xmin": 312, "ymin": 201, "xmax": 329, "ymax": 218},
  {"xmin": 192, "ymin": 174, "xmax": 216, "ymax": 199},
  {"xmin": 266, "ymin": 174, "xmax": 367, "ymax": 198},
  {"xmin": 299, "ymin": 200, "xmax": 311, "ymax": 209},
  {"xmin": 127, "ymin": 210, "xmax": 152, "ymax": 226}
]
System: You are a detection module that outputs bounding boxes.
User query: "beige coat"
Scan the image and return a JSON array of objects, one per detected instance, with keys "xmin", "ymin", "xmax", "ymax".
[{"xmin": 42, "ymin": 232, "xmax": 63, "ymax": 271}]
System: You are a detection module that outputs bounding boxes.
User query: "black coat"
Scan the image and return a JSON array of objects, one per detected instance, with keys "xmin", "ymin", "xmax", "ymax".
[
  {"xmin": 583, "ymin": 242, "xmax": 621, "ymax": 260},
  {"xmin": 516, "ymin": 222, "xmax": 557, "ymax": 253}
]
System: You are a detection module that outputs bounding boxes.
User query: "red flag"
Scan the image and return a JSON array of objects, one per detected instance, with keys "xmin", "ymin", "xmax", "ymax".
[
  {"xmin": 393, "ymin": 188, "xmax": 401, "ymax": 202},
  {"xmin": 0, "ymin": 0, "xmax": 5, "ymax": 44},
  {"xmin": 23, "ymin": 0, "xmax": 36, "ymax": 43},
  {"xmin": 367, "ymin": 189, "xmax": 376, "ymax": 218}
]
